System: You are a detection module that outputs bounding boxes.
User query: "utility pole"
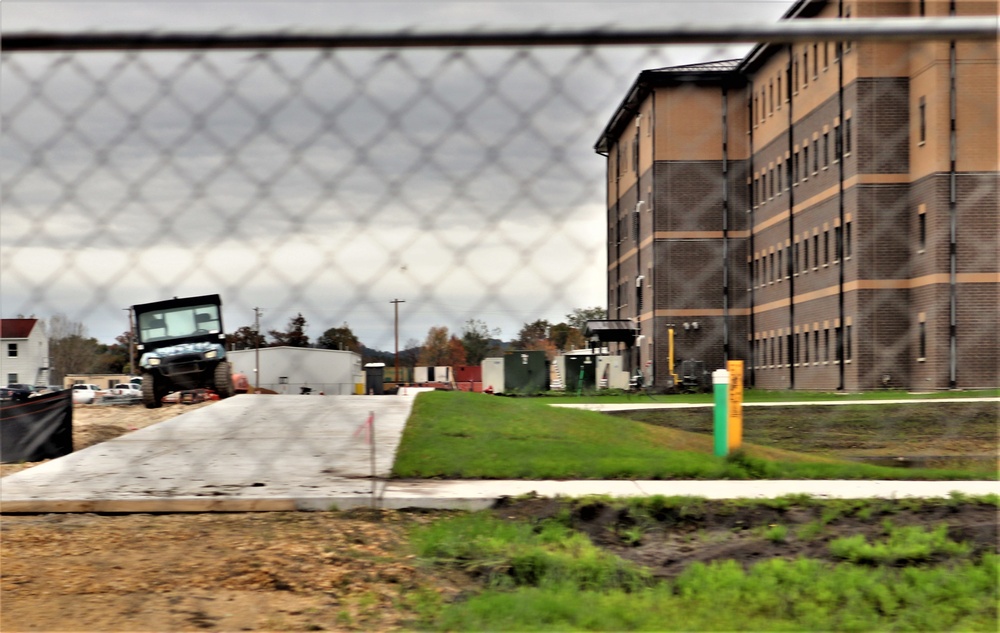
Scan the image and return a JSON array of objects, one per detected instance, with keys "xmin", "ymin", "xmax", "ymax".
[
  {"xmin": 390, "ymin": 299, "xmax": 405, "ymax": 383},
  {"xmin": 253, "ymin": 307, "xmax": 262, "ymax": 391},
  {"xmin": 124, "ymin": 308, "xmax": 136, "ymax": 375}
]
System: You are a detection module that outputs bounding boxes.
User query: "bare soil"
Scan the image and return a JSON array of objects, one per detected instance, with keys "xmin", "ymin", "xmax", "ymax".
[{"xmin": 2, "ymin": 400, "xmax": 997, "ymax": 631}]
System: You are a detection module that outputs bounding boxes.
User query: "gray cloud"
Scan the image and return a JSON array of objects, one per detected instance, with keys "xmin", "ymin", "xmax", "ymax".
[{"xmin": 2, "ymin": 1, "xmax": 791, "ymax": 348}]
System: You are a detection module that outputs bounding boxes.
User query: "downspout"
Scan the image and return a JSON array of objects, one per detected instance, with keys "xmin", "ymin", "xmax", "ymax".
[
  {"xmin": 747, "ymin": 80, "xmax": 756, "ymax": 387},
  {"xmin": 948, "ymin": 1, "xmax": 958, "ymax": 388},
  {"xmin": 837, "ymin": 18, "xmax": 846, "ymax": 391},
  {"xmin": 722, "ymin": 86, "xmax": 730, "ymax": 363},
  {"xmin": 787, "ymin": 47, "xmax": 797, "ymax": 390}
]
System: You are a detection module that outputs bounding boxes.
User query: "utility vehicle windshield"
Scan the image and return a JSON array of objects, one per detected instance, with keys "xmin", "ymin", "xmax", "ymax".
[{"xmin": 138, "ymin": 304, "xmax": 221, "ymax": 343}]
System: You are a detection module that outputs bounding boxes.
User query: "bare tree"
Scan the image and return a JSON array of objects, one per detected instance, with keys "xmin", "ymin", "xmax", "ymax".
[{"xmin": 45, "ymin": 314, "xmax": 100, "ymax": 383}]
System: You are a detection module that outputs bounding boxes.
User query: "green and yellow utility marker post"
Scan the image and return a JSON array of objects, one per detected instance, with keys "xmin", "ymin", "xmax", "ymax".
[{"xmin": 712, "ymin": 360, "xmax": 744, "ymax": 457}]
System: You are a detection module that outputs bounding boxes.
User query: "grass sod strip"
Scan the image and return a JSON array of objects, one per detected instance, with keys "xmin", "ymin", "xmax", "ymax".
[{"xmin": 392, "ymin": 391, "xmax": 993, "ymax": 480}]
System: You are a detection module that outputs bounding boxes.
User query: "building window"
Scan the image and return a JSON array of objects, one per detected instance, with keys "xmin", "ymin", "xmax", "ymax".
[
  {"xmin": 803, "ymin": 331, "xmax": 810, "ymax": 364},
  {"xmin": 918, "ymin": 211, "xmax": 926, "ymax": 251},
  {"xmin": 823, "ymin": 230, "xmax": 830, "ymax": 264},
  {"xmin": 803, "ymin": 145, "xmax": 809, "ymax": 178},
  {"xmin": 769, "ymin": 252, "xmax": 775, "ymax": 283},
  {"xmin": 793, "ymin": 55, "xmax": 799, "ymax": 92},
  {"xmin": 844, "ymin": 117, "xmax": 852, "ymax": 154},
  {"xmin": 844, "ymin": 6, "xmax": 852, "ymax": 52},
  {"xmin": 823, "ymin": 328, "xmax": 830, "ymax": 362},
  {"xmin": 778, "ymin": 336, "xmax": 783, "ymax": 367},
  {"xmin": 6, "ymin": 343, "xmax": 17, "ymax": 358},
  {"xmin": 776, "ymin": 163, "xmax": 782, "ymax": 193},
  {"xmin": 918, "ymin": 321, "xmax": 927, "ymax": 359},
  {"xmin": 812, "ymin": 140, "xmax": 819, "ymax": 173},
  {"xmin": 824, "ymin": 42, "xmax": 830, "ymax": 69},
  {"xmin": 769, "ymin": 82, "xmax": 774, "ymax": 114},
  {"xmin": 777, "ymin": 75, "xmax": 782, "ymax": 106},
  {"xmin": 845, "ymin": 221, "xmax": 853, "ymax": 257},
  {"xmin": 7, "ymin": 373, "xmax": 18, "ymax": 384},
  {"xmin": 777, "ymin": 249, "xmax": 783, "ymax": 281},
  {"xmin": 812, "ymin": 44, "xmax": 819, "ymax": 78},
  {"xmin": 823, "ymin": 132, "xmax": 830, "ymax": 167},
  {"xmin": 845, "ymin": 325, "xmax": 852, "ymax": 361},
  {"xmin": 793, "ymin": 242, "xmax": 799, "ymax": 274},
  {"xmin": 835, "ymin": 225, "xmax": 843, "ymax": 262},
  {"xmin": 787, "ymin": 334, "xmax": 793, "ymax": 366},
  {"xmin": 802, "ymin": 238, "xmax": 809, "ymax": 273},
  {"xmin": 803, "ymin": 48, "xmax": 809, "ymax": 87},
  {"xmin": 813, "ymin": 234, "xmax": 820, "ymax": 268},
  {"xmin": 918, "ymin": 96, "xmax": 926, "ymax": 144},
  {"xmin": 793, "ymin": 150, "xmax": 799, "ymax": 183}
]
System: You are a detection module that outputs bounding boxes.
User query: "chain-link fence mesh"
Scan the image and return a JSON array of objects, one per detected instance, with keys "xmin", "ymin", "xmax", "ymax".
[{"xmin": 1, "ymin": 17, "xmax": 997, "ymax": 431}]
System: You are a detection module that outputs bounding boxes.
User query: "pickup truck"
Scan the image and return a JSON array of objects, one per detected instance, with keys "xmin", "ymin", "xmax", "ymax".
[{"xmin": 107, "ymin": 383, "xmax": 142, "ymax": 397}]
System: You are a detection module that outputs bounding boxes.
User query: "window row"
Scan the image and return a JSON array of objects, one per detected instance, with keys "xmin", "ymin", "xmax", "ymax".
[
  {"xmin": 611, "ymin": 280, "xmax": 645, "ymax": 313},
  {"xmin": 752, "ymin": 36, "xmax": 851, "ymax": 124},
  {"xmin": 752, "ymin": 118, "xmax": 852, "ymax": 207},
  {"xmin": 748, "ymin": 222, "xmax": 852, "ymax": 288},
  {"xmin": 752, "ymin": 325, "xmax": 853, "ymax": 369},
  {"xmin": 611, "ymin": 208, "xmax": 641, "ymax": 245}
]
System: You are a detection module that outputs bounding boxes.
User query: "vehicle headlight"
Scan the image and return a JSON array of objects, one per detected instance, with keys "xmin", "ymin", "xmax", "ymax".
[
  {"xmin": 148, "ymin": 358, "xmax": 161, "ymax": 366},
  {"xmin": 205, "ymin": 350, "xmax": 218, "ymax": 359}
]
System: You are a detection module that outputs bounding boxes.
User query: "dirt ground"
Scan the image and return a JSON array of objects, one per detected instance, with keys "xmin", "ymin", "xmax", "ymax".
[
  {"xmin": 1, "ymin": 400, "xmax": 997, "ymax": 631},
  {"xmin": 2, "ymin": 497, "xmax": 996, "ymax": 631}
]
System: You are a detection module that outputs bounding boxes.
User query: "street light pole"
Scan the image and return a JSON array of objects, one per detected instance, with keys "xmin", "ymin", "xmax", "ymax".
[{"xmin": 390, "ymin": 299, "xmax": 405, "ymax": 383}]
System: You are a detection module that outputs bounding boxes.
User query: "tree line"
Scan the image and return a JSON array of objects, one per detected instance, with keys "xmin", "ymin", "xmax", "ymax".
[
  {"xmin": 222, "ymin": 306, "xmax": 607, "ymax": 367},
  {"xmin": 38, "ymin": 307, "xmax": 606, "ymax": 382}
]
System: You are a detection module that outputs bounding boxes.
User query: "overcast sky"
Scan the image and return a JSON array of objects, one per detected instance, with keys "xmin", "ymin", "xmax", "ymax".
[{"xmin": 2, "ymin": 1, "xmax": 794, "ymax": 350}]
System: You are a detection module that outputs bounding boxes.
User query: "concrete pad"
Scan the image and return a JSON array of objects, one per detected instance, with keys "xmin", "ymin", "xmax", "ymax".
[
  {"xmin": 2, "ymin": 394, "xmax": 996, "ymax": 513},
  {"xmin": 1, "ymin": 395, "xmax": 414, "ymax": 512}
]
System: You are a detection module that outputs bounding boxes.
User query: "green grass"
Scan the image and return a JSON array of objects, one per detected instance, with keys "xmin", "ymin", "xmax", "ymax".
[
  {"xmin": 410, "ymin": 507, "xmax": 998, "ymax": 632},
  {"xmin": 392, "ymin": 391, "xmax": 994, "ymax": 480}
]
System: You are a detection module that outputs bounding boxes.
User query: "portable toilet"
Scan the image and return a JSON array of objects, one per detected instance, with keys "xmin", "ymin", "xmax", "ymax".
[{"xmin": 481, "ymin": 357, "xmax": 504, "ymax": 394}]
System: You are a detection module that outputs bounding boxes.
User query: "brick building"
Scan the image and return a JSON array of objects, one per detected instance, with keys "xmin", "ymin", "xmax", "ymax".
[{"xmin": 594, "ymin": 0, "xmax": 998, "ymax": 391}]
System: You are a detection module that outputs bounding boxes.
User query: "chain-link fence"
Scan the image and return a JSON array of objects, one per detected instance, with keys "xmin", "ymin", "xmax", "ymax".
[{"xmin": 2, "ymin": 16, "xmax": 997, "ymax": 396}]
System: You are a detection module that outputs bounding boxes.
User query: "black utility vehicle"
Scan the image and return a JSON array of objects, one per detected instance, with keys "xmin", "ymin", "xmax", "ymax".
[{"xmin": 132, "ymin": 294, "xmax": 235, "ymax": 408}]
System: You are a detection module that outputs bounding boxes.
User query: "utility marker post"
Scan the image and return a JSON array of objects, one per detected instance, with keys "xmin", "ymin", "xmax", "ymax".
[
  {"xmin": 712, "ymin": 368, "xmax": 730, "ymax": 457},
  {"xmin": 726, "ymin": 360, "xmax": 744, "ymax": 453}
]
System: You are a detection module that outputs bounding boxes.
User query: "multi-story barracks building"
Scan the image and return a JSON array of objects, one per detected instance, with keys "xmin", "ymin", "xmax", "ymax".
[{"xmin": 594, "ymin": 0, "xmax": 998, "ymax": 391}]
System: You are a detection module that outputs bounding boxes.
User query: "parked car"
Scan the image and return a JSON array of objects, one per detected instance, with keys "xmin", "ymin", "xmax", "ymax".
[
  {"xmin": 1, "ymin": 386, "xmax": 31, "ymax": 403},
  {"xmin": 71, "ymin": 384, "xmax": 103, "ymax": 404},
  {"xmin": 107, "ymin": 383, "xmax": 142, "ymax": 397}
]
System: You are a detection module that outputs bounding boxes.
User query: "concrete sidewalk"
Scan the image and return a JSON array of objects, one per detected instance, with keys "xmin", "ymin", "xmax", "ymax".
[{"xmin": 1, "ymin": 395, "xmax": 996, "ymax": 513}]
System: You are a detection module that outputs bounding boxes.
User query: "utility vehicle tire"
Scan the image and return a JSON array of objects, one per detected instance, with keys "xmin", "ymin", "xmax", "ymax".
[
  {"xmin": 141, "ymin": 373, "xmax": 162, "ymax": 409},
  {"xmin": 213, "ymin": 361, "xmax": 235, "ymax": 399}
]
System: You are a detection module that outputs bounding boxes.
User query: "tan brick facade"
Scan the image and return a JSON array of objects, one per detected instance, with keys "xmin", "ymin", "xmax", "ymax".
[{"xmin": 595, "ymin": 0, "xmax": 998, "ymax": 391}]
